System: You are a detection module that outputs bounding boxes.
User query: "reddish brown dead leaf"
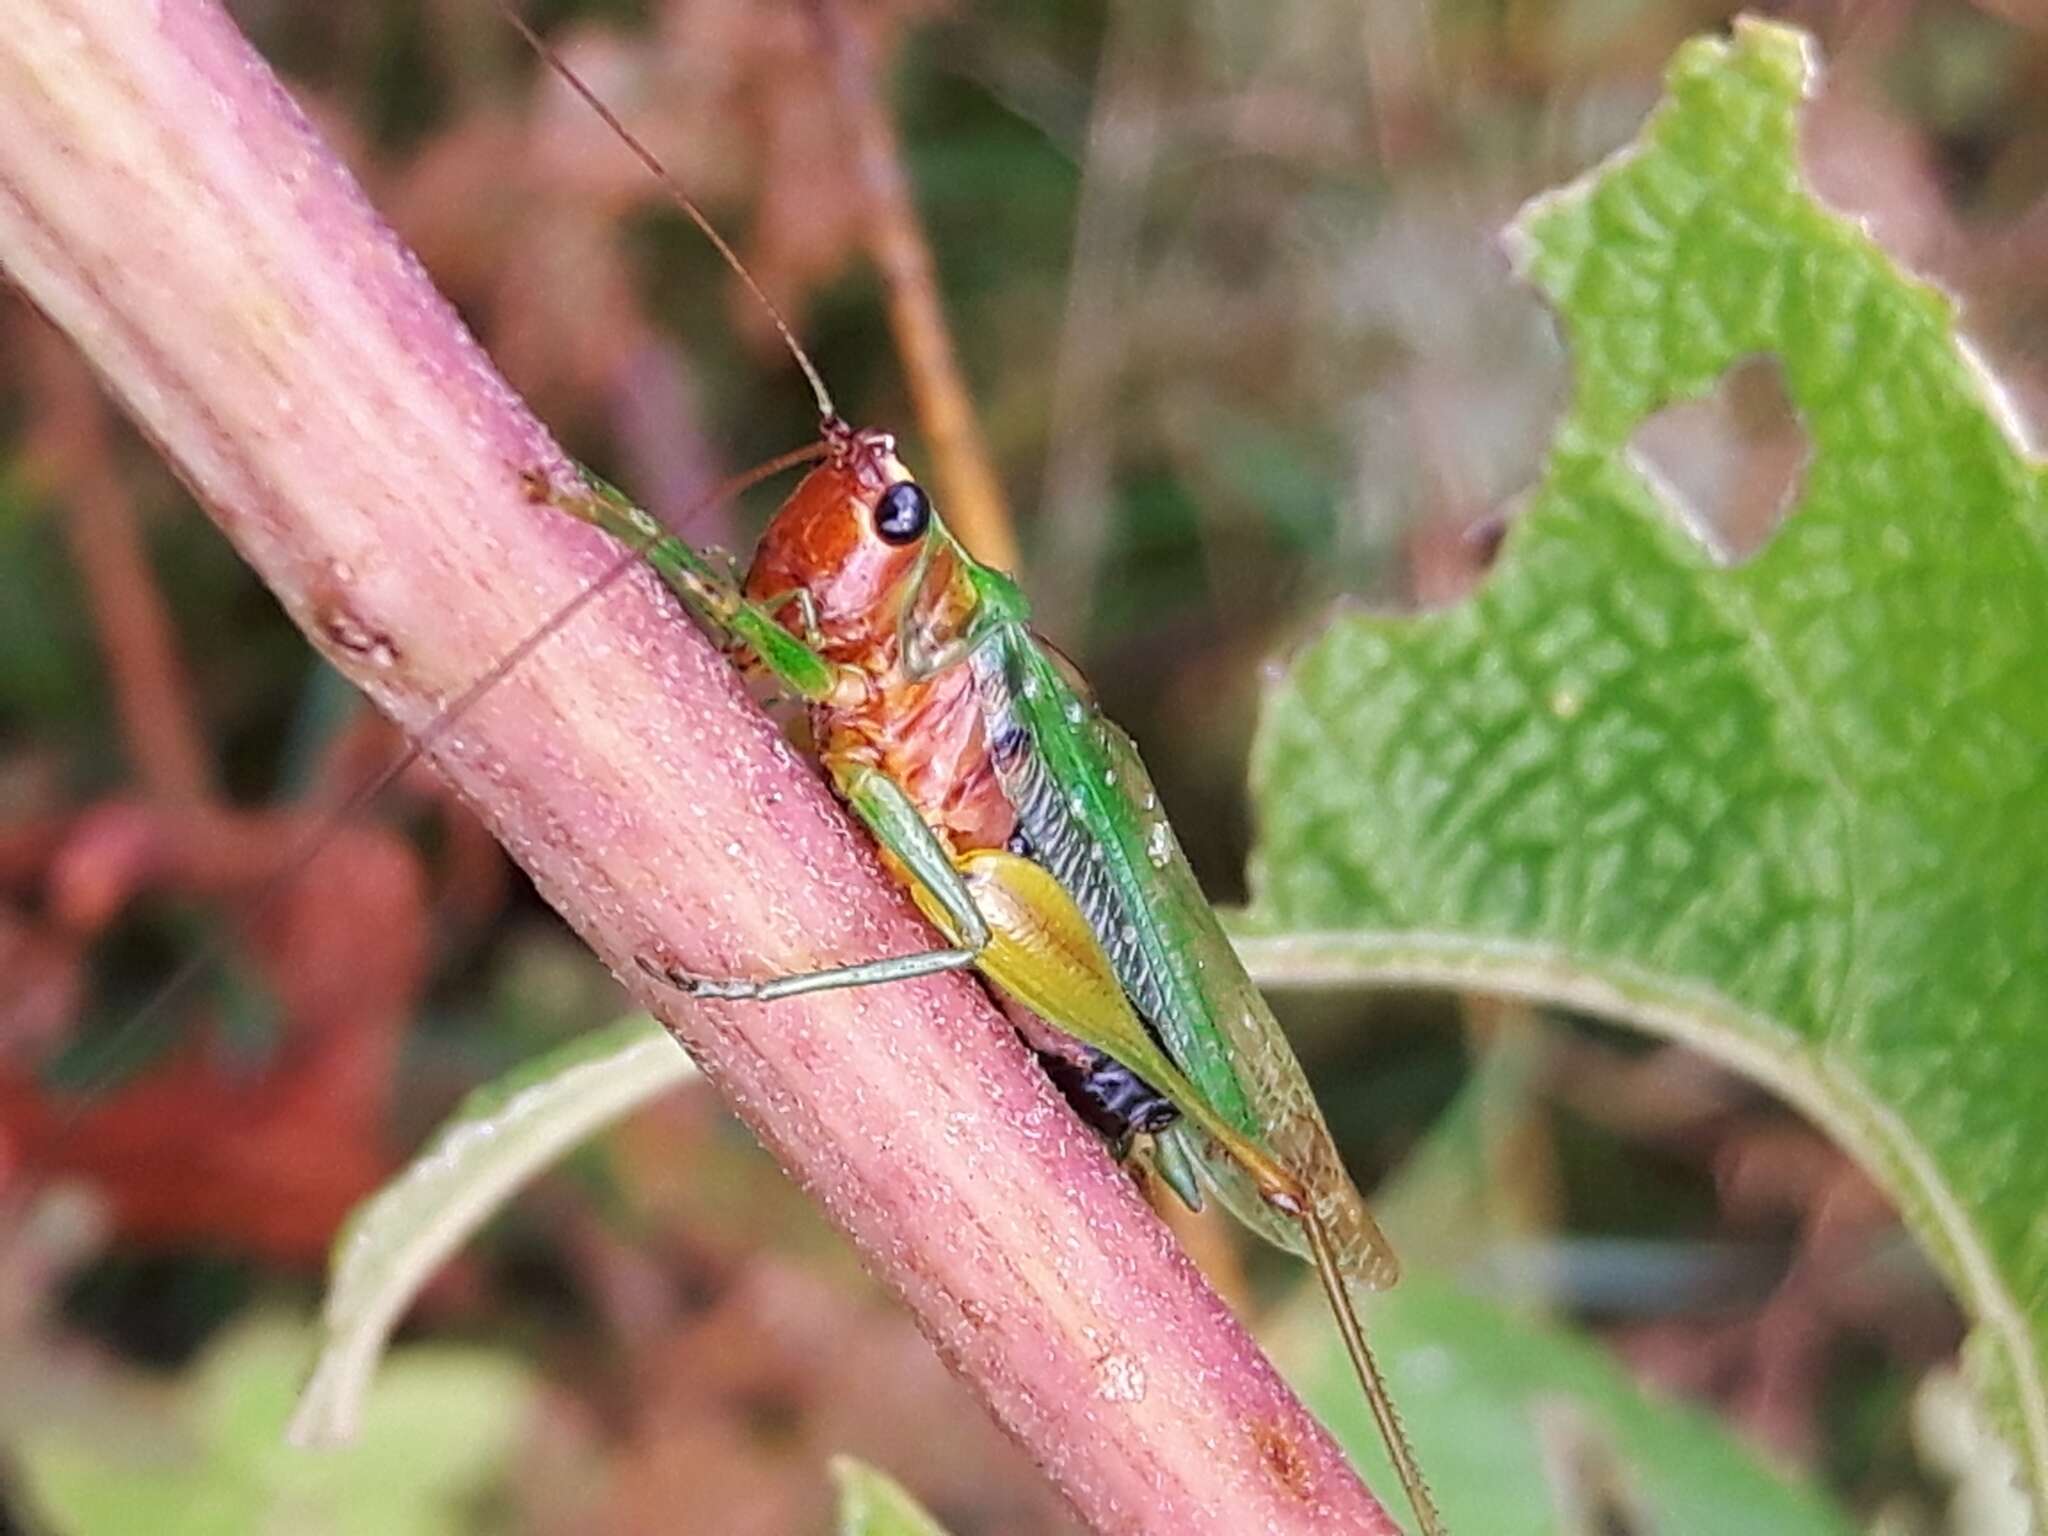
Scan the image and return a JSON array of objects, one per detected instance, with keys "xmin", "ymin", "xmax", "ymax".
[{"xmin": 0, "ymin": 803, "xmax": 429, "ymax": 1266}]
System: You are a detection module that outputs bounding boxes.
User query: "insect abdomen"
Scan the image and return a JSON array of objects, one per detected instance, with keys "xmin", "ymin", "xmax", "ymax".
[{"xmin": 1033, "ymin": 1044, "xmax": 1179, "ymax": 1156}]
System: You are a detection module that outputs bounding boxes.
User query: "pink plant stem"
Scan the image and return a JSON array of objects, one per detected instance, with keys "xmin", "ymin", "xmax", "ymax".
[{"xmin": 0, "ymin": 3, "xmax": 1394, "ymax": 1531}]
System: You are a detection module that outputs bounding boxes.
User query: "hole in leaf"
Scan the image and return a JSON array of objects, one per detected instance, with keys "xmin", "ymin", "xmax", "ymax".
[{"xmin": 1627, "ymin": 356, "xmax": 1810, "ymax": 563}]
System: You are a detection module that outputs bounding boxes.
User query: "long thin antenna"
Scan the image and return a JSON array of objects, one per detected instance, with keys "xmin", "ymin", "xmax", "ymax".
[
  {"xmin": 52, "ymin": 442, "xmax": 825, "ymax": 1130},
  {"xmin": 497, "ymin": 2, "xmax": 838, "ymax": 423},
  {"xmin": 1298, "ymin": 1208, "xmax": 1448, "ymax": 1536}
]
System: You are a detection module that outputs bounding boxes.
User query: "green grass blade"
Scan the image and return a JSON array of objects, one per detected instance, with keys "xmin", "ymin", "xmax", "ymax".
[
  {"xmin": 831, "ymin": 1456, "xmax": 958, "ymax": 1536},
  {"xmin": 288, "ymin": 1014, "xmax": 695, "ymax": 1447}
]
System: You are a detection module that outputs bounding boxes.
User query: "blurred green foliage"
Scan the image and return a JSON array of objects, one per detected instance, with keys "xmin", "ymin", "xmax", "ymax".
[{"xmin": 15, "ymin": 1317, "xmax": 534, "ymax": 1536}]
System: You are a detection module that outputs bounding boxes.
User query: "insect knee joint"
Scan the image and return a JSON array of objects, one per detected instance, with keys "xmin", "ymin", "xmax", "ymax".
[{"xmin": 635, "ymin": 951, "xmax": 716, "ymax": 997}]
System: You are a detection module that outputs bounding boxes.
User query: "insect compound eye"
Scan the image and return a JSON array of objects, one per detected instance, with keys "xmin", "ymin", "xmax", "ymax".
[{"xmin": 874, "ymin": 480, "xmax": 932, "ymax": 545}]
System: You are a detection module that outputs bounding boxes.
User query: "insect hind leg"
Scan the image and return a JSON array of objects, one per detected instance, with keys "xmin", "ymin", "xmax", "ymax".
[{"xmin": 638, "ymin": 944, "xmax": 982, "ymax": 1004}]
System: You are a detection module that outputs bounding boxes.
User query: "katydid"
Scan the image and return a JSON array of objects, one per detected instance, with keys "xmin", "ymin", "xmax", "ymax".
[
  {"xmin": 551, "ymin": 434, "xmax": 1444, "ymax": 1536},
  {"xmin": 507, "ymin": 17, "xmax": 1446, "ymax": 1532}
]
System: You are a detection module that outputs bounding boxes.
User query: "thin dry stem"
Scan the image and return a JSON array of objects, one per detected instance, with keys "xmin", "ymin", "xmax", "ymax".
[
  {"xmin": 808, "ymin": 0, "xmax": 1021, "ymax": 573},
  {"xmin": 26, "ymin": 322, "xmax": 216, "ymax": 807},
  {"xmin": 1031, "ymin": 0, "xmax": 1164, "ymax": 640}
]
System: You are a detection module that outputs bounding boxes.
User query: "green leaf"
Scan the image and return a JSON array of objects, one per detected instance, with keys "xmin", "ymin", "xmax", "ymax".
[
  {"xmin": 290, "ymin": 1012, "xmax": 696, "ymax": 1446},
  {"xmin": 1243, "ymin": 16, "xmax": 2048, "ymax": 1513},
  {"xmin": 1273, "ymin": 1273, "xmax": 1857, "ymax": 1536},
  {"xmin": 831, "ymin": 1456, "xmax": 958, "ymax": 1536},
  {"xmin": 17, "ymin": 1315, "xmax": 533, "ymax": 1536},
  {"xmin": 1269, "ymin": 1035, "xmax": 1856, "ymax": 1533}
]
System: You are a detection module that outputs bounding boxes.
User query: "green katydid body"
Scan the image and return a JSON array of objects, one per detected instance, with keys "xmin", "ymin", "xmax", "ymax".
[
  {"xmin": 555, "ymin": 422, "xmax": 1442, "ymax": 1535},
  {"xmin": 957, "ymin": 561, "xmax": 1402, "ymax": 1293}
]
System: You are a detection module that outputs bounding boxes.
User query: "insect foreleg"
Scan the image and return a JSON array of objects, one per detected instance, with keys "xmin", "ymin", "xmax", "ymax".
[
  {"xmin": 901, "ymin": 626, "xmax": 975, "ymax": 684},
  {"xmin": 535, "ymin": 469, "xmax": 847, "ymax": 704},
  {"xmin": 642, "ymin": 758, "xmax": 992, "ymax": 1001},
  {"xmin": 748, "ymin": 587, "xmax": 827, "ymax": 650}
]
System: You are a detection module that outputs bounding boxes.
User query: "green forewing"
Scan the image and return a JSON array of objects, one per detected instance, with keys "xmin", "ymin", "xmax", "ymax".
[{"xmin": 970, "ymin": 615, "xmax": 1399, "ymax": 1290}]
